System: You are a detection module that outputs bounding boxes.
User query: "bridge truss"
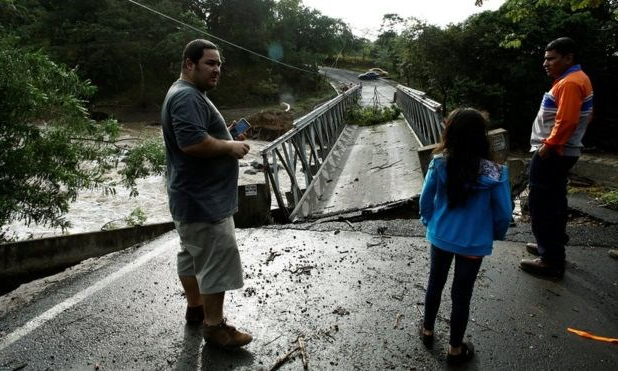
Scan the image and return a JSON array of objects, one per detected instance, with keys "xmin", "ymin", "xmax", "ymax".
[
  {"xmin": 260, "ymin": 83, "xmax": 446, "ymax": 222},
  {"xmin": 260, "ymin": 86, "xmax": 361, "ymax": 220}
]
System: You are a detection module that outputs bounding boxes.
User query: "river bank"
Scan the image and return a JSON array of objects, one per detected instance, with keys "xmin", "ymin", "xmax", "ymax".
[
  {"xmin": 1, "ymin": 138, "xmax": 274, "ymax": 242},
  {"xmin": 2, "ymin": 100, "xmax": 318, "ymax": 242}
]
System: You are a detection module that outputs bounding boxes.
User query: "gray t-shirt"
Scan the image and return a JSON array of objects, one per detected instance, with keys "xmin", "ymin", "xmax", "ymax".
[{"xmin": 161, "ymin": 79, "xmax": 238, "ymax": 222}]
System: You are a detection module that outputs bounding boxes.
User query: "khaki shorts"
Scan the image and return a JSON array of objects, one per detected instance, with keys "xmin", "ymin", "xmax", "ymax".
[{"xmin": 175, "ymin": 216, "xmax": 243, "ymax": 294}]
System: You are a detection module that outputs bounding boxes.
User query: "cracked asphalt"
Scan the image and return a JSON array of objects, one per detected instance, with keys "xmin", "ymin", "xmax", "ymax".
[{"xmin": 1, "ymin": 209, "xmax": 617, "ymax": 370}]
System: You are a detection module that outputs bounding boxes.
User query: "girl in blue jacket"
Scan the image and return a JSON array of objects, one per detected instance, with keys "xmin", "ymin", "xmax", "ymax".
[{"xmin": 419, "ymin": 108, "xmax": 512, "ymax": 365}]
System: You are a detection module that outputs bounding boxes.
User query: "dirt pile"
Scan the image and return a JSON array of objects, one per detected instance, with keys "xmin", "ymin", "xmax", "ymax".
[{"xmin": 244, "ymin": 110, "xmax": 294, "ymax": 141}]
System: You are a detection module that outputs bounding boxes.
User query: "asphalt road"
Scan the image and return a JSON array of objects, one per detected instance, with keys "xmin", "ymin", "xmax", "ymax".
[
  {"xmin": 1, "ymin": 214, "xmax": 617, "ymax": 370},
  {"xmin": 320, "ymin": 67, "xmax": 398, "ymax": 107}
]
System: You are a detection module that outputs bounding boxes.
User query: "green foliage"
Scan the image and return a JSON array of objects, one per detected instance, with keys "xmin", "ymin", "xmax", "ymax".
[
  {"xmin": 0, "ymin": 34, "xmax": 170, "ymax": 236},
  {"xmin": 504, "ymin": 0, "xmax": 612, "ymax": 22},
  {"xmin": 206, "ymin": 0, "xmax": 352, "ymax": 106},
  {"xmin": 120, "ymin": 138, "xmax": 166, "ymax": 197},
  {"xmin": 100, "ymin": 207, "xmax": 147, "ymax": 231},
  {"xmin": 477, "ymin": 0, "xmax": 609, "ymax": 11},
  {"xmin": 346, "ymin": 105, "xmax": 402, "ymax": 126},
  {"xmin": 600, "ymin": 189, "xmax": 618, "ymax": 210},
  {"xmin": 21, "ymin": 0, "xmax": 203, "ymax": 102},
  {"xmin": 376, "ymin": 0, "xmax": 617, "ymax": 150},
  {"xmin": 2, "ymin": 0, "xmax": 365, "ymax": 109},
  {"xmin": 126, "ymin": 207, "xmax": 147, "ymax": 226},
  {"xmin": 0, "ymin": 35, "xmax": 121, "ymax": 231},
  {"xmin": 570, "ymin": 185, "xmax": 618, "ymax": 210}
]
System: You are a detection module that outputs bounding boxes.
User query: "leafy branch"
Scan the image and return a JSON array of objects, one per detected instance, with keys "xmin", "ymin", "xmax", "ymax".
[
  {"xmin": 0, "ymin": 35, "xmax": 164, "ymax": 237},
  {"xmin": 101, "ymin": 208, "xmax": 148, "ymax": 231},
  {"xmin": 346, "ymin": 104, "xmax": 402, "ymax": 126}
]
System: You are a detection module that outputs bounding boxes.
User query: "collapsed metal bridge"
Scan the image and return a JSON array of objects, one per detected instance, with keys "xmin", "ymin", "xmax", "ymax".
[{"xmin": 260, "ymin": 82, "xmax": 444, "ymax": 223}]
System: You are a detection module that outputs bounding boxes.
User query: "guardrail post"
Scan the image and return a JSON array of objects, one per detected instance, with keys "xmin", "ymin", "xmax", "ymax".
[
  {"xmin": 488, "ymin": 128, "xmax": 509, "ymax": 164},
  {"xmin": 418, "ymin": 144, "xmax": 439, "ymax": 177},
  {"xmin": 236, "ymin": 184, "xmax": 272, "ymax": 227}
]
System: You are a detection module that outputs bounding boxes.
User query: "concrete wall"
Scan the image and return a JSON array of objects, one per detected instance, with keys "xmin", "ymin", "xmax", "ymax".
[
  {"xmin": 235, "ymin": 183, "xmax": 272, "ymax": 227},
  {"xmin": 1, "ymin": 183, "xmax": 272, "ymax": 293},
  {"xmin": 0, "ymin": 222, "xmax": 175, "ymax": 294},
  {"xmin": 488, "ymin": 128, "xmax": 509, "ymax": 164}
]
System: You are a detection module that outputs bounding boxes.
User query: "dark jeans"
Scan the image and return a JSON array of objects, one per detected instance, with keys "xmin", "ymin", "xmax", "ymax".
[
  {"xmin": 423, "ymin": 245, "xmax": 483, "ymax": 347},
  {"xmin": 528, "ymin": 150, "xmax": 578, "ymax": 267}
]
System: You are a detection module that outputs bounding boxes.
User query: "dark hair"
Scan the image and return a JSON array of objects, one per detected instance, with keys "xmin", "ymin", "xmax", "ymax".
[
  {"xmin": 546, "ymin": 37, "xmax": 579, "ymax": 62},
  {"xmin": 434, "ymin": 108, "xmax": 491, "ymax": 209},
  {"xmin": 181, "ymin": 39, "xmax": 218, "ymax": 71}
]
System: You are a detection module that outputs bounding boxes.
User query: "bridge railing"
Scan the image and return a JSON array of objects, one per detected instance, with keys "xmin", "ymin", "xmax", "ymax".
[
  {"xmin": 260, "ymin": 85, "xmax": 361, "ymax": 219},
  {"xmin": 395, "ymin": 85, "xmax": 444, "ymax": 146},
  {"xmin": 395, "ymin": 84, "xmax": 510, "ymax": 175}
]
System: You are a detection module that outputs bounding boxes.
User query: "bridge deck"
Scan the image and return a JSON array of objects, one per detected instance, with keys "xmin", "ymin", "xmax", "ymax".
[{"xmin": 291, "ymin": 118, "xmax": 424, "ymax": 221}]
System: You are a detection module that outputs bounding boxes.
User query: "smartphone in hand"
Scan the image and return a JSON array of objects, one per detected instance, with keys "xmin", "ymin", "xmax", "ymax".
[{"xmin": 230, "ymin": 118, "xmax": 251, "ymax": 139}]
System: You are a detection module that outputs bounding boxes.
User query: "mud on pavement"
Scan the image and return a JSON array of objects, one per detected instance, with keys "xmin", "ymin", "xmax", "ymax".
[
  {"xmin": 1, "ymin": 218, "xmax": 617, "ymax": 370},
  {"xmin": 206, "ymin": 227, "xmax": 435, "ymax": 370}
]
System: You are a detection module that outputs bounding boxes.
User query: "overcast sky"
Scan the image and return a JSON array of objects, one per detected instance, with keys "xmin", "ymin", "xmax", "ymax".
[{"xmin": 301, "ymin": 0, "xmax": 506, "ymax": 39}]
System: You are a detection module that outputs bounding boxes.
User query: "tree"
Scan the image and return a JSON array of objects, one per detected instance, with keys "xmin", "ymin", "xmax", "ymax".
[
  {"xmin": 475, "ymin": 0, "xmax": 611, "ymax": 12},
  {"xmin": 382, "ymin": 0, "xmax": 617, "ymax": 149},
  {"xmin": 23, "ymin": 0, "xmax": 204, "ymax": 102},
  {"xmin": 374, "ymin": 14, "xmax": 405, "ymax": 74},
  {"xmin": 7, "ymin": 0, "xmax": 348, "ymax": 107},
  {"xmin": 496, "ymin": 0, "xmax": 617, "ymax": 148},
  {"xmin": 0, "ymin": 36, "xmax": 113, "ymax": 236},
  {"xmin": 0, "ymin": 35, "xmax": 164, "ymax": 241}
]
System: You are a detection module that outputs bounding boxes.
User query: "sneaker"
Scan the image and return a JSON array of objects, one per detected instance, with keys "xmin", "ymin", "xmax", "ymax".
[
  {"xmin": 185, "ymin": 305, "xmax": 204, "ymax": 324},
  {"xmin": 609, "ymin": 249, "xmax": 618, "ymax": 260},
  {"xmin": 526, "ymin": 243, "xmax": 540, "ymax": 256},
  {"xmin": 520, "ymin": 258, "xmax": 564, "ymax": 279},
  {"xmin": 447, "ymin": 342, "xmax": 475, "ymax": 365},
  {"xmin": 203, "ymin": 319, "xmax": 253, "ymax": 348}
]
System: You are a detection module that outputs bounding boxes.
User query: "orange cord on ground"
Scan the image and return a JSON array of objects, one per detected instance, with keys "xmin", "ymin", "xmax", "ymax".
[{"xmin": 567, "ymin": 328, "xmax": 618, "ymax": 344}]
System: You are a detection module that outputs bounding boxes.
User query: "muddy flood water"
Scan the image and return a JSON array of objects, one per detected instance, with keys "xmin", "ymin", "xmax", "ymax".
[{"xmin": 3, "ymin": 124, "xmax": 275, "ymax": 241}]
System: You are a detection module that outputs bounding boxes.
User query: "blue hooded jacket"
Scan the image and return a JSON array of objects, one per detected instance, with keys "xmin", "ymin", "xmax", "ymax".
[{"xmin": 420, "ymin": 154, "xmax": 512, "ymax": 256}]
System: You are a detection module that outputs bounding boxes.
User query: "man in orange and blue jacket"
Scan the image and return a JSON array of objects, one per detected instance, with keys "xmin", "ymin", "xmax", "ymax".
[{"xmin": 520, "ymin": 37, "xmax": 594, "ymax": 279}]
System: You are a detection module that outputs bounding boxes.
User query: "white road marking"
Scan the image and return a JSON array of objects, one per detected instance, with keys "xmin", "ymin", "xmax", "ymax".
[{"xmin": 0, "ymin": 235, "xmax": 176, "ymax": 351}]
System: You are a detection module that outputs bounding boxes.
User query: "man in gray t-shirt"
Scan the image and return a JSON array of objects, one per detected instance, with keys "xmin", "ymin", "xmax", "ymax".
[
  {"xmin": 162, "ymin": 79, "xmax": 238, "ymax": 222},
  {"xmin": 161, "ymin": 39, "xmax": 252, "ymax": 348}
]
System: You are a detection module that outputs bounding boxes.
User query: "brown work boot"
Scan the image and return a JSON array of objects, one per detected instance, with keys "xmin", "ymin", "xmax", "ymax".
[
  {"xmin": 520, "ymin": 258, "xmax": 564, "ymax": 279},
  {"xmin": 525, "ymin": 243, "xmax": 540, "ymax": 256},
  {"xmin": 609, "ymin": 249, "xmax": 618, "ymax": 260},
  {"xmin": 203, "ymin": 319, "xmax": 253, "ymax": 348}
]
